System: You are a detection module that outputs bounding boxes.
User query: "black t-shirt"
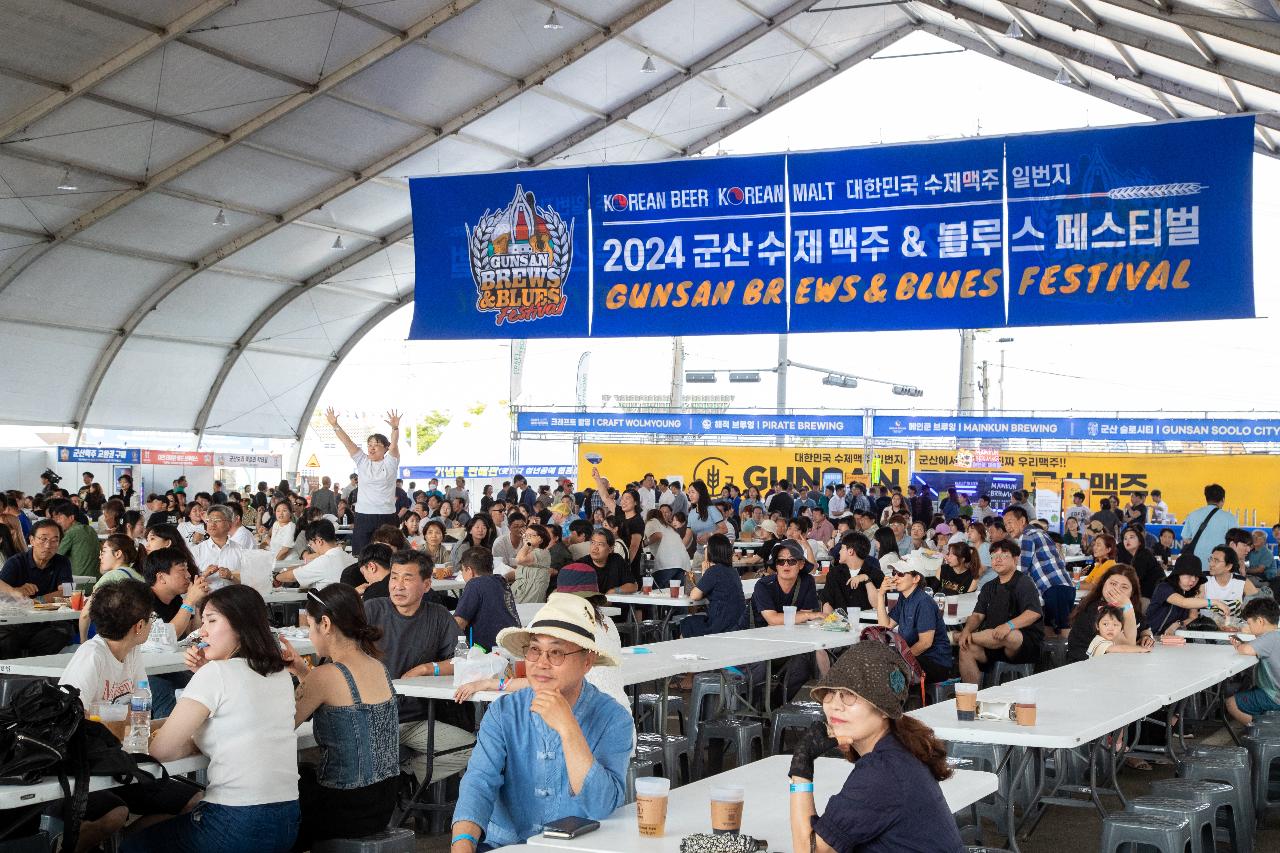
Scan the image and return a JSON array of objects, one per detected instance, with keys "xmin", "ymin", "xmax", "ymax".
[
  {"xmin": 152, "ymin": 591, "xmax": 184, "ymax": 623},
  {"xmin": 612, "ymin": 509, "xmax": 646, "ymax": 583},
  {"xmin": 362, "ymin": 576, "xmax": 390, "ymax": 601},
  {"xmin": 973, "ymin": 570, "xmax": 1044, "ymax": 647},
  {"xmin": 938, "ymin": 562, "xmax": 976, "ymax": 597},
  {"xmin": 1126, "ymin": 549, "xmax": 1164, "ymax": 599},
  {"xmin": 585, "ymin": 554, "xmax": 630, "ymax": 594},
  {"xmin": 1066, "ymin": 601, "xmax": 1150, "ymax": 662},
  {"xmin": 1146, "ymin": 581, "xmax": 1188, "ymax": 636},
  {"xmin": 454, "ymin": 574, "xmax": 520, "ymax": 652},
  {"xmin": 769, "ymin": 492, "xmax": 795, "ymax": 519},
  {"xmin": 821, "ymin": 559, "xmax": 884, "ymax": 611}
]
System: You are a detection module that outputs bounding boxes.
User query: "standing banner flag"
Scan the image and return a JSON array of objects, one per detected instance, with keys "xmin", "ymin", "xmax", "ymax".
[{"xmin": 409, "ymin": 116, "xmax": 1253, "ymax": 339}]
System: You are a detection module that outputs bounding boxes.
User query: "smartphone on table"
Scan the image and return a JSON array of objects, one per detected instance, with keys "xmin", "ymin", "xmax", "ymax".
[{"xmin": 543, "ymin": 816, "xmax": 601, "ymax": 838}]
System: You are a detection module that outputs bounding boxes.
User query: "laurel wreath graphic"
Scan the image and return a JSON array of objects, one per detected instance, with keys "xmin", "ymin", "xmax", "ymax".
[
  {"xmin": 544, "ymin": 206, "xmax": 573, "ymax": 284},
  {"xmin": 1106, "ymin": 183, "xmax": 1205, "ymax": 200},
  {"xmin": 465, "ymin": 204, "xmax": 573, "ymax": 291},
  {"xmin": 466, "ymin": 208, "xmax": 502, "ymax": 286}
]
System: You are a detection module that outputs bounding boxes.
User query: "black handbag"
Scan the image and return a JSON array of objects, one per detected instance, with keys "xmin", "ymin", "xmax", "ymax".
[{"xmin": 0, "ymin": 680, "xmax": 82, "ymax": 784}]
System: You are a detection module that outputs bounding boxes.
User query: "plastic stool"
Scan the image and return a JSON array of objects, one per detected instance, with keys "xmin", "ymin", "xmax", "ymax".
[
  {"xmin": 1128, "ymin": 796, "xmax": 1215, "ymax": 853},
  {"xmin": 312, "ymin": 829, "xmax": 417, "ymax": 853},
  {"xmin": 1041, "ymin": 637, "xmax": 1068, "ymax": 669},
  {"xmin": 637, "ymin": 732, "xmax": 694, "ymax": 785},
  {"xmin": 1242, "ymin": 731, "xmax": 1280, "ymax": 826},
  {"xmin": 984, "ymin": 661, "xmax": 1034, "ymax": 687},
  {"xmin": 637, "ymin": 693, "xmax": 687, "ymax": 735},
  {"xmin": 1099, "ymin": 813, "xmax": 1192, "ymax": 852},
  {"xmin": 688, "ymin": 671, "xmax": 747, "ymax": 742},
  {"xmin": 946, "ymin": 741, "xmax": 1020, "ymax": 837},
  {"xmin": 695, "ymin": 717, "xmax": 764, "ymax": 778},
  {"xmin": 1152, "ymin": 778, "xmax": 1249, "ymax": 853},
  {"xmin": 769, "ymin": 702, "xmax": 824, "ymax": 755},
  {"xmin": 930, "ymin": 679, "xmax": 958, "ymax": 706},
  {"xmin": 1181, "ymin": 755, "xmax": 1255, "ymax": 851},
  {"xmin": 626, "ymin": 757, "xmax": 656, "ymax": 803}
]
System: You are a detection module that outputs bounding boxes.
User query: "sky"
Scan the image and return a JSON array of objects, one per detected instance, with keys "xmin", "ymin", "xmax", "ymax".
[{"xmin": 319, "ymin": 30, "xmax": 1280, "ymax": 449}]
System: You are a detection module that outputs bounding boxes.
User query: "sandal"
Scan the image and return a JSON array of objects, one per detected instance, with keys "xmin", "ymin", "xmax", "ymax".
[{"xmin": 1124, "ymin": 756, "xmax": 1153, "ymax": 771}]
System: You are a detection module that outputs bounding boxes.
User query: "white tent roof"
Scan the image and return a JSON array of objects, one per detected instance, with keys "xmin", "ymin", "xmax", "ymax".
[{"xmin": 1, "ymin": 0, "xmax": 1277, "ymax": 439}]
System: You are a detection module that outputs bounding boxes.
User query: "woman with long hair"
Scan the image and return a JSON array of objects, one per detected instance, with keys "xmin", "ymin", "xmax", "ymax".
[
  {"xmin": 1080, "ymin": 533, "xmax": 1118, "ymax": 589},
  {"xmin": 1066, "ymin": 564, "xmax": 1153, "ymax": 663},
  {"xmin": 451, "ymin": 514, "xmax": 495, "ymax": 570},
  {"xmin": 280, "ymin": 584, "xmax": 398, "ymax": 851},
  {"xmin": 124, "ymin": 509, "xmax": 146, "ymax": 549},
  {"xmin": 967, "ymin": 521, "xmax": 993, "ymax": 580},
  {"xmin": 400, "ymin": 511, "xmax": 423, "ymax": 548},
  {"xmin": 126, "ymin": 586, "xmax": 299, "ymax": 852},
  {"xmin": 1147, "ymin": 554, "xmax": 1207, "ymax": 636},
  {"xmin": 94, "ymin": 534, "xmax": 141, "ymax": 590},
  {"xmin": 1121, "ymin": 526, "xmax": 1163, "ymax": 600},
  {"xmin": 1063, "ymin": 515, "xmax": 1084, "ymax": 547},
  {"xmin": 940, "ymin": 541, "xmax": 982, "ymax": 595},
  {"xmin": 96, "ymin": 499, "xmax": 126, "ymax": 535},
  {"xmin": 685, "ymin": 479, "xmax": 727, "ymax": 548},
  {"xmin": 880, "ymin": 491, "xmax": 910, "ymax": 526},
  {"xmin": 788, "ymin": 643, "xmax": 961, "ymax": 852}
]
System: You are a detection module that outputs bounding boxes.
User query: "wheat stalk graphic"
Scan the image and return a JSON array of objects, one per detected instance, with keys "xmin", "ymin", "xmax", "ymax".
[{"xmin": 1105, "ymin": 182, "xmax": 1206, "ymax": 200}]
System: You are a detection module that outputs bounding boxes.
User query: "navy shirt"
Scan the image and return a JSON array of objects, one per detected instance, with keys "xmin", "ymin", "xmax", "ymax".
[
  {"xmin": 1146, "ymin": 581, "xmax": 1189, "ymax": 636},
  {"xmin": 0, "ymin": 550, "xmax": 72, "ymax": 597},
  {"xmin": 694, "ymin": 563, "xmax": 747, "ymax": 634},
  {"xmin": 751, "ymin": 573, "xmax": 819, "ymax": 623},
  {"xmin": 454, "ymin": 573, "xmax": 520, "ymax": 652},
  {"xmin": 888, "ymin": 586, "xmax": 952, "ymax": 668},
  {"xmin": 815, "ymin": 734, "xmax": 964, "ymax": 853}
]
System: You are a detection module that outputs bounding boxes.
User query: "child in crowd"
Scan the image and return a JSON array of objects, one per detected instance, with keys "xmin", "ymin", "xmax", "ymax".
[
  {"xmin": 1226, "ymin": 597, "xmax": 1280, "ymax": 725},
  {"xmin": 1086, "ymin": 605, "xmax": 1151, "ymax": 657}
]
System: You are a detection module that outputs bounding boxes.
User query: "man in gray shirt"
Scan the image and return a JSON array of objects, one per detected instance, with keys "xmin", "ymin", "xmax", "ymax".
[
  {"xmin": 310, "ymin": 476, "xmax": 338, "ymax": 516},
  {"xmin": 365, "ymin": 556, "xmax": 473, "ymax": 783}
]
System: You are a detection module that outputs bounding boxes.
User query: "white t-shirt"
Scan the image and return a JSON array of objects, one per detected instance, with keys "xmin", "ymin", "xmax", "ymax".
[
  {"xmin": 177, "ymin": 520, "xmax": 205, "ymax": 546},
  {"xmin": 1204, "ymin": 575, "xmax": 1247, "ymax": 622},
  {"xmin": 1086, "ymin": 635, "xmax": 1114, "ymax": 658},
  {"xmin": 191, "ymin": 537, "xmax": 247, "ymax": 574},
  {"xmin": 59, "ymin": 636, "xmax": 146, "ymax": 707},
  {"xmin": 183, "ymin": 659, "xmax": 298, "ymax": 806},
  {"xmin": 352, "ymin": 450, "xmax": 399, "ymax": 515},
  {"xmin": 637, "ymin": 486, "xmax": 658, "ymax": 513},
  {"xmin": 293, "ymin": 547, "xmax": 355, "ymax": 589},
  {"xmin": 644, "ymin": 519, "xmax": 690, "ymax": 571},
  {"xmin": 269, "ymin": 521, "xmax": 296, "ymax": 552},
  {"xmin": 230, "ymin": 526, "xmax": 255, "ymax": 550}
]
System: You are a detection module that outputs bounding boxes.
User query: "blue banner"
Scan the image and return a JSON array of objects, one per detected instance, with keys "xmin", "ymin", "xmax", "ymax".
[
  {"xmin": 398, "ymin": 465, "xmax": 575, "ymax": 480},
  {"xmin": 873, "ymin": 416, "xmax": 1280, "ymax": 442},
  {"xmin": 517, "ymin": 411, "xmax": 863, "ymax": 437},
  {"xmin": 410, "ymin": 117, "xmax": 1253, "ymax": 338},
  {"xmin": 1005, "ymin": 117, "xmax": 1254, "ymax": 326},
  {"xmin": 58, "ymin": 446, "xmax": 141, "ymax": 464}
]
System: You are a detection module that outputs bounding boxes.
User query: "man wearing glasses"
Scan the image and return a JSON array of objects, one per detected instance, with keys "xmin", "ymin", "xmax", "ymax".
[
  {"xmin": 0, "ymin": 518, "xmax": 74, "ymax": 656},
  {"xmin": 451, "ymin": 593, "xmax": 631, "ymax": 851}
]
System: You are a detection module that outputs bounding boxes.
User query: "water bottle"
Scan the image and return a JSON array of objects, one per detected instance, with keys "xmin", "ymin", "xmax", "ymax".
[
  {"xmin": 123, "ymin": 680, "xmax": 152, "ymax": 754},
  {"xmin": 454, "ymin": 636, "xmax": 470, "ymax": 659}
]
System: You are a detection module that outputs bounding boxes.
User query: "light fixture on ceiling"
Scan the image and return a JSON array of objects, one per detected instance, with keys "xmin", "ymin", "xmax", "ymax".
[
  {"xmin": 1055, "ymin": 67, "xmax": 1072, "ymax": 85},
  {"xmin": 543, "ymin": 10, "xmax": 562, "ymax": 29},
  {"xmin": 332, "ymin": 235, "xmax": 345, "ymax": 250},
  {"xmin": 212, "ymin": 207, "xmax": 228, "ymax": 226},
  {"xmin": 1004, "ymin": 20, "xmax": 1023, "ymax": 39},
  {"xmin": 892, "ymin": 385, "xmax": 924, "ymax": 397},
  {"xmin": 57, "ymin": 169, "xmax": 77, "ymax": 191},
  {"xmin": 715, "ymin": 94, "xmax": 729, "ymax": 110},
  {"xmin": 641, "ymin": 55, "xmax": 657, "ymax": 73}
]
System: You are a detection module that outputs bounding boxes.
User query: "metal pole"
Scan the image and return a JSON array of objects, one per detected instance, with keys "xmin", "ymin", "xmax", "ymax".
[
  {"xmin": 670, "ymin": 337, "xmax": 684, "ymax": 412},
  {"xmin": 999, "ymin": 348, "xmax": 1007, "ymax": 413},
  {"xmin": 957, "ymin": 329, "xmax": 975, "ymax": 414},
  {"xmin": 981, "ymin": 360, "xmax": 990, "ymax": 416},
  {"xmin": 776, "ymin": 333, "xmax": 788, "ymax": 447}
]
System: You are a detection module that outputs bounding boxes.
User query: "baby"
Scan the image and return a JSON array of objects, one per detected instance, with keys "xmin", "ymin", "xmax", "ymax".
[{"xmin": 1087, "ymin": 605, "xmax": 1151, "ymax": 657}]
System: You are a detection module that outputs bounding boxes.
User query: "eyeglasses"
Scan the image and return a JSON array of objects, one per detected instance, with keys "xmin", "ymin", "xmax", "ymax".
[
  {"xmin": 524, "ymin": 646, "xmax": 588, "ymax": 666},
  {"xmin": 821, "ymin": 689, "xmax": 861, "ymax": 708},
  {"xmin": 32, "ymin": 536, "xmax": 60, "ymax": 544}
]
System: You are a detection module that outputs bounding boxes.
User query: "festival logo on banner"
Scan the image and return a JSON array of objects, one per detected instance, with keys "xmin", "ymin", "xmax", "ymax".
[{"xmin": 467, "ymin": 185, "xmax": 573, "ymax": 327}]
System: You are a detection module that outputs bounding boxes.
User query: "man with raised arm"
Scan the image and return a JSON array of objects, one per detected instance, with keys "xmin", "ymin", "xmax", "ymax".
[{"xmin": 326, "ymin": 407, "xmax": 401, "ymax": 555}]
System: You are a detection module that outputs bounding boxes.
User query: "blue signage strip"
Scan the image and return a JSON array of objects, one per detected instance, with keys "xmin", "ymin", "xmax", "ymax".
[
  {"xmin": 398, "ymin": 465, "xmax": 576, "ymax": 480},
  {"xmin": 873, "ymin": 416, "xmax": 1280, "ymax": 442},
  {"xmin": 58, "ymin": 446, "xmax": 141, "ymax": 464},
  {"xmin": 517, "ymin": 411, "xmax": 863, "ymax": 438},
  {"xmin": 410, "ymin": 117, "xmax": 1253, "ymax": 339}
]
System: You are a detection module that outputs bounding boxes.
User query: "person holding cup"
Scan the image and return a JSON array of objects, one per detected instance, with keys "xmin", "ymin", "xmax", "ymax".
[
  {"xmin": 788, "ymin": 642, "xmax": 963, "ymax": 852},
  {"xmin": 867, "ymin": 552, "xmax": 954, "ymax": 685},
  {"xmin": 752, "ymin": 540, "xmax": 823, "ymax": 703},
  {"xmin": 450, "ymin": 594, "xmax": 632, "ymax": 851}
]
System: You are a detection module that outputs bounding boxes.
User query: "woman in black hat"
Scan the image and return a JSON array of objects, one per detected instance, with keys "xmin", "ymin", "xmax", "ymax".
[{"xmin": 787, "ymin": 642, "xmax": 963, "ymax": 852}]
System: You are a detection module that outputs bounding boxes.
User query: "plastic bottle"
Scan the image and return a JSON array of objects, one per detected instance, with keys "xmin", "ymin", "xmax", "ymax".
[
  {"xmin": 454, "ymin": 636, "xmax": 470, "ymax": 659},
  {"xmin": 123, "ymin": 680, "xmax": 152, "ymax": 754}
]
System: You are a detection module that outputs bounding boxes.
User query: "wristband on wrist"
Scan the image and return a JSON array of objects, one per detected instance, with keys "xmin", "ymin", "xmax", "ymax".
[
  {"xmin": 452, "ymin": 833, "xmax": 478, "ymax": 848},
  {"xmin": 497, "ymin": 678, "xmax": 506, "ymax": 691},
  {"xmin": 433, "ymin": 662, "xmax": 440, "ymax": 677},
  {"xmin": 1122, "ymin": 603, "xmax": 1133, "ymax": 612},
  {"xmin": 1006, "ymin": 621, "xmax": 1016, "ymax": 631},
  {"xmin": 180, "ymin": 603, "xmax": 196, "ymax": 615},
  {"xmin": 790, "ymin": 782, "xmax": 815, "ymax": 793}
]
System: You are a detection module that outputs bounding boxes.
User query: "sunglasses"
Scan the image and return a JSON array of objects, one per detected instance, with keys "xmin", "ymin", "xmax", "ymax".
[{"xmin": 775, "ymin": 557, "xmax": 804, "ymax": 566}]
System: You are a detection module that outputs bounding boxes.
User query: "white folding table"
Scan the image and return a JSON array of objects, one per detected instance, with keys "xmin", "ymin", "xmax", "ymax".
[
  {"xmin": 0, "ymin": 607, "xmax": 82, "ymax": 626},
  {"xmin": 524, "ymin": 755, "xmax": 998, "ymax": 853},
  {"xmin": 0, "ymin": 636, "xmax": 316, "ymax": 678}
]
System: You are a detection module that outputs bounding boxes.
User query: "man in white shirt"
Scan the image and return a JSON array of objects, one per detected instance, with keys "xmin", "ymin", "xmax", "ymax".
[
  {"xmin": 445, "ymin": 477, "xmax": 469, "ymax": 510},
  {"xmin": 828, "ymin": 485, "xmax": 849, "ymax": 519},
  {"xmin": 275, "ymin": 520, "xmax": 354, "ymax": 589},
  {"xmin": 227, "ymin": 503, "xmax": 255, "ymax": 549},
  {"xmin": 491, "ymin": 513, "xmax": 527, "ymax": 568},
  {"xmin": 1149, "ymin": 489, "xmax": 1171, "ymax": 523},
  {"xmin": 970, "ymin": 494, "xmax": 994, "ymax": 523},
  {"xmin": 1064, "ymin": 492, "xmax": 1092, "ymax": 529},
  {"xmin": 637, "ymin": 473, "xmax": 658, "ymax": 513},
  {"xmin": 190, "ymin": 505, "xmax": 246, "ymax": 589},
  {"xmin": 326, "ymin": 407, "xmax": 400, "ymax": 555},
  {"xmin": 341, "ymin": 474, "xmax": 358, "ymax": 502}
]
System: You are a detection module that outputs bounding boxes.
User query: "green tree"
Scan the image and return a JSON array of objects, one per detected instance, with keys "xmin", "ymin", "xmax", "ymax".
[{"xmin": 415, "ymin": 410, "xmax": 451, "ymax": 454}]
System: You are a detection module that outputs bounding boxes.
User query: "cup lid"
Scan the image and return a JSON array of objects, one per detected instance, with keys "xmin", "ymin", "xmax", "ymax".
[
  {"xmin": 710, "ymin": 784, "xmax": 745, "ymax": 801},
  {"xmin": 634, "ymin": 776, "xmax": 671, "ymax": 795}
]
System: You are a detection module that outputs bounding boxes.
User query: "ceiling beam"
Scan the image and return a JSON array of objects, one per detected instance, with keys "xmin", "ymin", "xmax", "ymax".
[
  {"xmin": 528, "ymin": 0, "xmax": 831, "ymax": 166},
  {"xmin": 986, "ymin": 0, "xmax": 1280, "ymax": 95},
  {"xmin": 914, "ymin": 1, "xmax": 1280, "ymax": 134},
  {"xmin": 0, "ymin": 0, "xmax": 482, "ymax": 295},
  {"xmin": 75, "ymin": 0, "xmax": 679, "ymax": 434},
  {"xmin": 1080, "ymin": 0, "xmax": 1280, "ymax": 55},
  {"xmin": 678, "ymin": 23, "xmax": 916, "ymax": 156},
  {"xmin": 0, "ymin": 0, "xmax": 234, "ymax": 142}
]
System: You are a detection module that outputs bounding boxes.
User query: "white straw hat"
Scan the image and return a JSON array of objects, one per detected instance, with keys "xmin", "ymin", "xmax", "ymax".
[{"xmin": 496, "ymin": 592, "xmax": 619, "ymax": 666}]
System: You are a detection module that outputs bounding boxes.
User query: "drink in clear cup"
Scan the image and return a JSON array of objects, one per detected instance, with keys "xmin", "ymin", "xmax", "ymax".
[
  {"xmin": 669, "ymin": 580, "xmax": 680, "ymax": 598},
  {"xmin": 1015, "ymin": 687, "xmax": 1037, "ymax": 726},
  {"xmin": 946, "ymin": 596, "xmax": 959, "ymax": 617},
  {"xmin": 955, "ymin": 683, "xmax": 978, "ymax": 721},
  {"xmin": 934, "ymin": 593, "xmax": 946, "ymax": 611},
  {"xmin": 60, "ymin": 582, "xmax": 73, "ymax": 597},
  {"xmin": 642, "ymin": 576, "xmax": 654, "ymax": 592},
  {"xmin": 782, "ymin": 606, "xmax": 797, "ymax": 627},
  {"xmin": 710, "ymin": 784, "xmax": 745, "ymax": 834},
  {"xmin": 635, "ymin": 776, "xmax": 670, "ymax": 837},
  {"xmin": 849, "ymin": 607, "xmax": 861, "ymax": 625},
  {"xmin": 70, "ymin": 591, "xmax": 85, "ymax": 611}
]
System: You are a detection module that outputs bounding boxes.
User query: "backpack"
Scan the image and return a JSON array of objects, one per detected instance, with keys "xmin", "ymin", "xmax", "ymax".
[{"xmin": 859, "ymin": 624, "xmax": 927, "ymax": 705}]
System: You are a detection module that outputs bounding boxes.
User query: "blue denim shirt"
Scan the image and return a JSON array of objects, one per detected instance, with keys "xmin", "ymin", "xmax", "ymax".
[{"xmin": 453, "ymin": 680, "xmax": 632, "ymax": 846}]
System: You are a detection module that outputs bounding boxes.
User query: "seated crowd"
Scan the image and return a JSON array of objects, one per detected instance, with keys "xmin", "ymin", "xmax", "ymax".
[{"xmin": 0, "ymin": 460, "xmax": 1276, "ymax": 852}]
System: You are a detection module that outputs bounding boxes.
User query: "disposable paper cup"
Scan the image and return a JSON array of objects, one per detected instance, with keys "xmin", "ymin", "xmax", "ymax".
[
  {"xmin": 955, "ymin": 683, "xmax": 978, "ymax": 721},
  {"xmin": 60, "ymin": 582, "xmax": 74, "ymax": 597},
  {"xmin": 1015, "ymin": 687, "xmax": 1037, "ymax": 727},
  {"xmin": 642, "ymin": 576, "xmax": 654, "ymax": 591},
  {"xmin": 710, "ymin": 784, "xmax": 745, "ymax": 834},
  {"xmin": 635, "ymin": 776, "xmax": 671, "ymax": 837},
  {"xmin": 946, "ymin": 596, "xmax": 959, "ymax": 616},
  {"xmin": 783, "ymin": 605, "xmax": 797, "ymax": 627},
  {"xmin": 849, "ymin": 607, "xmax": 861, "ymax": 625},
  {"xmin": 669, "ymin": 580, "xmax": 680, "ymax": 598}
]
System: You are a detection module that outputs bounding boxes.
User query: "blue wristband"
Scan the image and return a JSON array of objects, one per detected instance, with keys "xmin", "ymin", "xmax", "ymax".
[
  {"xmin": 1006, "ymin": 621, "xmax": 1016, "ymax": 631},
  {"xmin": 180, "ymin": 603, "xmax": 195, "ymax": 615},
  {"xmin": 452, "ymin": 833, "xmax": 478, "ymax": 847},
  {"xmin": 433, "ymin": 662, "xmax": 440, "ymax": 677},
  {"xmin": 790, "ymin": 782, "xmax": 814, "ymax": 793}
]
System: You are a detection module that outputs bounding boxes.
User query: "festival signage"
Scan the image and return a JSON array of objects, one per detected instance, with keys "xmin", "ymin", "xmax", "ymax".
[
  {"xmin": 516, "ymin": 410, "xmax": 862, "ymax": 438},
  {"xmin": 872, "ymin": 415, "xmax": 1280, "ymax": 442},
  {"xmin": 58, "ymin": 446, "xmax": 140, "ymax": 464},
  {"xmin": 410, "ymin": 117, "xmax": 1253, "ymax": 338},
  {"xmin": 398, "ymin": 465, "xmax": 576, "ymax": 480},
  {"xmin": 213, "ymin": 453, "xmax": 282, "ymax": 467},
  {"xmin": 140, "ymin": 450, "xmax": 213, "ymax": 466}
]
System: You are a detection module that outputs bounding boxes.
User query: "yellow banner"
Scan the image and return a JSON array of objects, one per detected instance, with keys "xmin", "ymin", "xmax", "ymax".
[{"xmin": 579, "ymin": 443, "xmax": 1277, "ymax": 524}]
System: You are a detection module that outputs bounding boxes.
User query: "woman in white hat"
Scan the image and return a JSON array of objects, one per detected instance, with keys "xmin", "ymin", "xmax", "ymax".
[{"xmin": 449, "ymin": 593, "xmax": 633, "ymax": 852}]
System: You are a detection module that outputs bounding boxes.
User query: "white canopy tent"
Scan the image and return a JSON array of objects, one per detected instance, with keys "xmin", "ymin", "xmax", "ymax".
[{"xmin": 0, "ymin": 0, "xmax": 1276, "ymax": 443}]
